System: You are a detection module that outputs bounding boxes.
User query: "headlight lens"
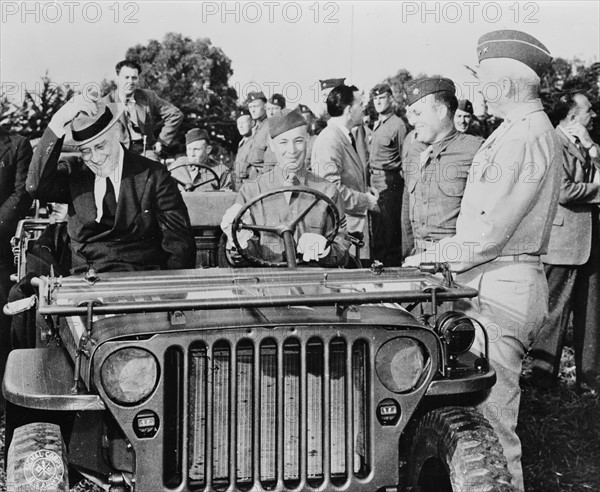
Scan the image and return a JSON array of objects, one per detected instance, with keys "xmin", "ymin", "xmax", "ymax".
[
  {"xmin": 375, "ymin": 338, "xmax": 428, "ymax": 393},
  {"xmin": 436, "ymin": 312, "xmax": 476, "ymax": 355},
  {"xmin": 101, "ymin": 348, "xmax": 159, "ymax": 405}
]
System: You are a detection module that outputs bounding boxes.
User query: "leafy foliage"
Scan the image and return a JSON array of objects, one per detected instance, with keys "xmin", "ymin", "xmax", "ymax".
[{"xmin": 0, "ymin": 72, "xmax": 74, "ymax": 140}]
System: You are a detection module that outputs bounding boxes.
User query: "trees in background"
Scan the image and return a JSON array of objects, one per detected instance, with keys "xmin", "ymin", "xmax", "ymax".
[
  {"xmin": 119, "ymin": 32, "xmax": 239, "ymax": 162},
  {"xmin": 0, "ymin": 73, "xmax": 74, "ymax": 141}
]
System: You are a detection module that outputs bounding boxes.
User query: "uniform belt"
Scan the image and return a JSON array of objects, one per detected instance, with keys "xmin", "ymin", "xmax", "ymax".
[
  {"xmin": 370, "ymin": 168, "xmax": 400, "ymax": 175},
  {"xmin": 493, "ymin": 254, "xmax": 540, "ymax": 263}
]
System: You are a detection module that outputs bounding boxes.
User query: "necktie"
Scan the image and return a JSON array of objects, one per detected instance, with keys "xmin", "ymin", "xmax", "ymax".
[
  {"xmin": 100, "ymin": 178, "xmax": 117, "ymax": 230},
  {"xmin": 283, "ymin": 172, "xmax": 300, "ymax": 204},
  {"xmin": 349, "ymin": 132, "xmax": 357, "ymax": 152},
  {"xmin": 419, "ymin": 145, "xmax": 434, "ymax": 170}
]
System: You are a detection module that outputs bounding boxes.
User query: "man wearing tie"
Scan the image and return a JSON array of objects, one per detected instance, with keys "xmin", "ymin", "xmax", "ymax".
[
  {"xmin": 221, "ymin": 109, "xmax": 350, "ymax": 267},
  {"xmin": 26, "ymin": 95, "xmax": 196, "ymax": 274},
  {"xmin": 311, "ymin": 84, "xmax": 379, "ymax": 263},
  {"xmin": 103, "ymin": 59, "xmax": 183, "ymax": 161},
  {"xmin": 402, "ymin": 77, "xmax": 482, "ymax": 255},
  {"xmin": 531, "ymin": 92, "xmax": 600, "ymax": 394}
]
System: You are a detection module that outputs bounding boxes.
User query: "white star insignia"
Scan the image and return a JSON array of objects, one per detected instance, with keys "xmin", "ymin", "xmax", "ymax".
[
  {"xmin": 483, "ymin": 47, "xmax": 489, "ymax": 53},
  {"xmin": 413, "ymin": 88, "xmax": 419, "ymax": 95}
]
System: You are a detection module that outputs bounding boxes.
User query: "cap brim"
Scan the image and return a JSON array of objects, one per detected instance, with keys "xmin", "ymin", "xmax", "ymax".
[{"xmin": 64, "ymin": 103, "xmax": 125, "ymax": 147}]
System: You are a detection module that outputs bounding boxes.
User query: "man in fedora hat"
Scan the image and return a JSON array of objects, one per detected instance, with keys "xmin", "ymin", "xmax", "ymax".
[{"xmin": 26, "ymin": 94, "xmax": 196, "ymax": 273}]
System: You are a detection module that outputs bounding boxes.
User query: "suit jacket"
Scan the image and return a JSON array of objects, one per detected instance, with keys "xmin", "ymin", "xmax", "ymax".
[
  {"xmin": 542, "ymin": 127, "xmax": 600, "ymax": 266},
  {"xmin": 103, "ymin": 89, "xmax": 183, "ymax": 147},
  {"xmin": 236, "ymin": 168, "xmax": 350, "ymax": 267},
  {"xmin": 0, "ymin": 131, "xmax": 33, "ymax": 256},
  {"xmin": 311, "ymin": 120, "xmax": 370, "ymax": 235},
  {"xmin": 27, "ymin": 129, "xmax": 196, "ymax": 273}
]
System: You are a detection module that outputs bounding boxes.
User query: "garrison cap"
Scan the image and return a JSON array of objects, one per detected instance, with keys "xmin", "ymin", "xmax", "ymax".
[
  {"xmin": 268, "ymin": 93, "xmax": 286, "ymax": 109},
  {"xmin": 298, "ymin": 104, "xmax": 315, "ymax": 115},
  {"xmin": 268, "ymin": 108, "xmax": 307, "ymax": 139},
  {"xmin": 319, "ymin": 78, "xmax": 346, "ymax": 90},
  {"xmin": 371, "ymin": 83, "xmax": 392, "ymax": 97},
  {"xmin": 245, "ymin": 91, "xmax": 267, "ymax": 104},
  {"xmin": 185, "ymin": 128, "xmax": 210, "ymax": 145},
  {"xmin": 405, "ymin": 78, "xmax": 456, "ymax": 106},
  {"xmin": 477, "ymin": 30, "xmax": 552, "ymax": 76},
  {"xmin": 457, "ymin": 99, "xmax": 474, "ymax": 114}
]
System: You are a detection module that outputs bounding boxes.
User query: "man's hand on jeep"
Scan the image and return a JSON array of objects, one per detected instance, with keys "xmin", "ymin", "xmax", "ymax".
[{"xmin": 297, "ymin": 233, "xmax": 330, "ymax": 262}]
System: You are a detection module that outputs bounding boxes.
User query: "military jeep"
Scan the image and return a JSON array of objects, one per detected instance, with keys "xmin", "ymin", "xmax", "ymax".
[{"xmin": 3, "ymin": 191, "xmax": 514, "ymax": 492}]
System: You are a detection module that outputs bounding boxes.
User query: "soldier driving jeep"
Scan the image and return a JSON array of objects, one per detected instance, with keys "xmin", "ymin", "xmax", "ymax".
[{"xmin": 220, "ymin": 109, "xmax": 351, "ymax": 268}]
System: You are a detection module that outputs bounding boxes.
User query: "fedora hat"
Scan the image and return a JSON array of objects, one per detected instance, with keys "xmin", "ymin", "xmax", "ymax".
[{"xmin": 65, "ymin": 102, "xmax": 124, "ymax": 146}]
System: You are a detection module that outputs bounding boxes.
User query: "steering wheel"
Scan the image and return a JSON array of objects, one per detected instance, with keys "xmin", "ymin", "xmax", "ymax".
[
  {"xmin": 231, "ymin": 186, "xmax": 340, "ymax": 268},
  {"xmin": 168, "ymin": 162, "xmax": 220, "ymax": 192}
]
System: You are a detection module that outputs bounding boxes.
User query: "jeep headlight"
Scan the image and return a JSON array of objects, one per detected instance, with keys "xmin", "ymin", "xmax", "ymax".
[
  {"xmin": 101, "ymin": 348, "xmax": 159, "ymax": 405},
  {"xmin": 435, "ymin": 312, "xmax": 476, "ymax": 355},
  {"xmin": 375, "ymin": 338, "xmax": 428, "ymax": 393}
]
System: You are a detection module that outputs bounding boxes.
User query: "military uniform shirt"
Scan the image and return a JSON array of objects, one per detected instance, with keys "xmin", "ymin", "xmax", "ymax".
[
  {"xmin": 404, "ymin": 130, "xmax": 482, "ymax": 241},
  {"xmin": 247, "ymin": 115, "xmax": 269, "ymax": 167},
  {"xmin": 421, "ymin": 99, "xmax": 562, "ymax": 272},
  {"xmin": 369, "ymin": 113, "xmax": 407, "ymax": 171}
]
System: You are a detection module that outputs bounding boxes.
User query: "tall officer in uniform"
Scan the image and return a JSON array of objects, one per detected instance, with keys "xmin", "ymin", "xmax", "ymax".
[
  {"xmin": 368, "ymin": 83, "xmax": 407, "ymax": 266},
  {"xmin": 404, "ymin": 31, "xmax": 561, "ymax": 490},
  {"xmin": 531, "ymin": 92, "xmax": 600, "ymax": 393},
  {"xmin": 403, "ymin": 78, "xmax": 482, "ymax": 254}
]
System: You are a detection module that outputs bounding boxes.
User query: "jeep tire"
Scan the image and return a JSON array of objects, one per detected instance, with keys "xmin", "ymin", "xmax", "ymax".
[
  {"xmin": 6, "ymin": 422, "xmax": 69, "ymax": 491},
  {"xmin": 406, "ymin": 406, "xmax": 515, "ymax": 492}
]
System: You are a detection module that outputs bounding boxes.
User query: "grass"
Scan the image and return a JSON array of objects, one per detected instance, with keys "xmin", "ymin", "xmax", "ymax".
[
  {"xmin": 0, "ymin": 346, "xmax": 598, "ymax": 491},
  {"xmin": 520, "ymin": 346, "xmax": 600, "ymax": 491}
]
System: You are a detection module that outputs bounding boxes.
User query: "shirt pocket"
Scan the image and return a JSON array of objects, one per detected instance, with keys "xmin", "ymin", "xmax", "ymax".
[{"xmin": 437, "ymin": 164, "xmax": 469, "ymax": 197}]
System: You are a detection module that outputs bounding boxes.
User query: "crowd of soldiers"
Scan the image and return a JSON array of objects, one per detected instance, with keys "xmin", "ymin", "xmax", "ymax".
[{"xmin": 0, "ymin": 27, "xmax": 599, "ymax": 492}]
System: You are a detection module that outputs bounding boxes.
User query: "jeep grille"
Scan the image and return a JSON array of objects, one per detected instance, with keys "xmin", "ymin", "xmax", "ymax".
[{"xmin": 166, "ymin": 336, "xmax": 370, "ymax": 490}]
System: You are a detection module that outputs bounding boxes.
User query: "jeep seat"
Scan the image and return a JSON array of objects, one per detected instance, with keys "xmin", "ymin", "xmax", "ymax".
[{"xmin": 181, "ymin": 191, "xmax": 237, "ymax": 268}]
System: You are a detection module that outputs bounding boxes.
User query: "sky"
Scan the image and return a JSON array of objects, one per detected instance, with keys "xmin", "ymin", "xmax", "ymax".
[{"xmin": 1, "ymin": 0, "xmax": 599, "ymax": 111}]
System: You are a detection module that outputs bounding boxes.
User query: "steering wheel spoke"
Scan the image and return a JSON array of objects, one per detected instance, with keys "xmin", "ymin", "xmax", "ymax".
[
  {"xmin": 232, "ymin": 186, "xmax": 340, "ymax": 268},
  {"xmin": 167, "ymin": 162, "xmax": 221, "ymax": 191}
]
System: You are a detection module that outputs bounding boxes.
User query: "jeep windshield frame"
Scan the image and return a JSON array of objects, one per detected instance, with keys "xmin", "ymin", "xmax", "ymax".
[{"xmin": 36, "ymin": 266, "xmax": 478, "ymax": 317}]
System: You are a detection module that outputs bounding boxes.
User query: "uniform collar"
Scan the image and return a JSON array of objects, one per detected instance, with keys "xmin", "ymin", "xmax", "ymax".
[{"xmin": 503, "ymin": 98, "xmax": 544, "ymax": 124}]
